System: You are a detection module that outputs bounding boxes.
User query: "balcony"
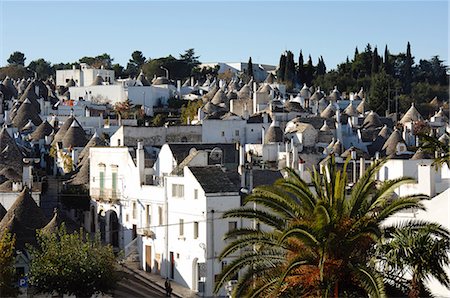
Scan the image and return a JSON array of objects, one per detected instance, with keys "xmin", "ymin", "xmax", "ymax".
[{"xmin": 90, "ymin": 187, "xmax": 121, "ymax": 204}]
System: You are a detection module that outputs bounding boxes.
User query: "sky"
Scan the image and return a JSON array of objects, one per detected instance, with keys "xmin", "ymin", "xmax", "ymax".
[{"xmin": 0, "ymin": 1, "xmax": 448, "ymax": 70}]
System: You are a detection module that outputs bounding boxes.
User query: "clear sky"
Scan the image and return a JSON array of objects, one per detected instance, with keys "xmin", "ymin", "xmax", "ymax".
[{"xmin": 0, "ymin": 1, "xmax": 448, "ymax": 70}]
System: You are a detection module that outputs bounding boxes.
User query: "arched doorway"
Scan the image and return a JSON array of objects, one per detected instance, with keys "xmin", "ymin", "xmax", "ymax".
[
  {"xmin": 109, "ymin": 211, "xmax": 119, "ymax": 248},
  {"xmin": 98, "ymin": 210, "xmax": 106, "ymax": 243}
]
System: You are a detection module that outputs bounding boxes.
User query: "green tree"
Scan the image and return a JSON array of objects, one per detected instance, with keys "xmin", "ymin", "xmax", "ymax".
[
  {"xmin": 277, "ymin": 53, "xmax": 286, "ymax": 83},
  {"xmin": 371, "ymin": 46, "xmax": 380, "ymax": 74},
  {"xmin": 215, "ymin": 157, "xmax": 428, "ymax": 297},
  {"xmin": 403, "ymin": 42, "xmax": 413, "ymax": 94},
  {"xmin": 112, "ymin": 63, "xmax": 126, "ymax": 78},
  {"xmin": 126, "ymin": 50, "xmax": 146, "ymax": 77},
  {"xmin": 180, "ymin": 48, "xmax": 200, "ymax": 68},
  {"xmin": 79, "ymin": 53, "xmax": 113, "ymax": 69},
  {"xmin": 418, "ymin": 133, "xmax": 450, "ymax": 169},
  {"xmin": 369, "ymin": 69, "xmax": 396, "ymax": 115},
  {"xmin": 297, "ymin": 50, "xmax": 304, "ymax": 85},
  {"xmin": 0, "ymin": 230, "xmax": 18, "ymax": 297},
  {"xmin": 28, "ymin": 225, "xmax": 119, "ymax": 297},
  {"xmin": 284, "ymin": 51, "xmax": 295, "ymax": 90},
  {"xmin": 28, "ymin": 58, "xmax": 53, "ymax": 80},
  {"xmin": 7, "ymin": 51, "xmax": 26, "ymax": 66},
  {"xmin": 304, "ymin": 55, "xmax": 314, "ymax": 86},
  {"xmin": 247, "ymin": 57, "xmax": 254, "ymax": 80},
  {"xmin": 384, "ymin": 45, "xmax": 393, "ymax": 75},
  {"xmin": 181, "ymin": 99, "xmax": 203, "ymax": 124},
  {"xmin": 378, "ymin": 222, "xmax": 450, "ymax": 297}
]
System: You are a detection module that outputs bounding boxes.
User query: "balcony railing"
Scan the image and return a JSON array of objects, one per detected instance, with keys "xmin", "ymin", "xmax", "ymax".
[{"xmin": 90, "ymin": 187, "xmax": 121, "ymax": 203}]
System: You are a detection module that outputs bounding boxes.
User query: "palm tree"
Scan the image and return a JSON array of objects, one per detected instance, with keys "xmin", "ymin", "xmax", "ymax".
[
  {"xmin": 214, "ymin": 156, "xmax": 428, "ymax": 297},
  {"xmin": 418, "ymin": 132, "xmax": 450, "ymax": 169},
  {"xmin": 377, "ymin": 221, "xmax": 450, "ymax": 298}
]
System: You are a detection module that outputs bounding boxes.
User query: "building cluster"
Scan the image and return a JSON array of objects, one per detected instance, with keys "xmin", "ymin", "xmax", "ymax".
[{"xmin": 0, "ymin": 62, "xmax": 449, "ymax": 297}]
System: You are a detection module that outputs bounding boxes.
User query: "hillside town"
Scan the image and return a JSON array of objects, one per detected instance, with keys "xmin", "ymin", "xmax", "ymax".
[{"xmin": 0, "ymin": 51, "xmax": 448, "ymax": 297}]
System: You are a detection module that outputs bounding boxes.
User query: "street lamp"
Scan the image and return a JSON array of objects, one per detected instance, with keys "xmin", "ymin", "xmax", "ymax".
[{"xmin": 160, "ymin": 66, "xmax": 169, "ymax": 79}]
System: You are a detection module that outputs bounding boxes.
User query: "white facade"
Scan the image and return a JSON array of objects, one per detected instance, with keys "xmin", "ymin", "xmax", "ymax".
[
  {"xmin": 56, "ymin": 63, "xmax": 115, "ymax": 87},
  {"xmin": 201, "ymin": 118, "xmax": 270, "ymax": 144},
  {"xmin": 87, "ymin": 143, "xmax": 242, "ymax": 297}
]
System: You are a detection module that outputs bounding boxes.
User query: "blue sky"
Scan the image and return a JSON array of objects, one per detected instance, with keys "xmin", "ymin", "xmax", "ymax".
[{"xmin": 0, "ymin": 1, "xmax": 448, "ymax": 70}]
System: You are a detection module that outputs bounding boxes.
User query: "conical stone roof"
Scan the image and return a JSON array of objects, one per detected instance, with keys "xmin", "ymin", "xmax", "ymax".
[
  {"xmin": 52, "ymin": 116, "xmax": 76, "ymax": 145},
  {"xmin": 41, "ymin": 209, "xmax": 79, "ymax": 234},
  {"xmin": 30, "ymin": 120, "xmax": 54, "ymax": 142},
  {"xmin": 362, "ymin": 111, "xmax": 382, "ymax": 129},
  {"xmin": 0, "ymin": 187, "xmax": 48, "ymax": 249},
  {"xmin": 0, "ymin": 128, "xmax": 24, "ymax": 174},
  {"xmin": 91, "ymin": 75, "xmax": 104, "ymax": 86},
  {"xmin": 11, "ymin": 98, "xmax": 43, "ymax": 130},
  {"xmin": 264, "ymin": 121, "xmax": 283, "ymax": 144},
  {"xmin": 382, "ymin": 129, "xmax": 405, "ymax": 156},
  {"xmin": 137, "ymin": 71, "xmax": 150, "ymax": 86},
  {"xmin": 62, "ymin": 121, "xmax": 88, "ymax": 148},
  {"xmin": 399, "ymin": 103, "xmax": 423, "ymax": 124}
]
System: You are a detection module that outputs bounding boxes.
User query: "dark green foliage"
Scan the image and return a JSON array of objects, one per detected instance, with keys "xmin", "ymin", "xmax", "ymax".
[
  {"xmin": 369, "ymin": 70, "xmax": 396, "ymax": 115},
  {"xmin": 112, "ymin": 63, "xmax": 126, "ymax": 78},
  {"xmin": 214, "ymin": 157, "xmax": 437, "ymax": 297},
  {"xmin": 371, "ymin": 47, "xmax": 380, "ymax": 74},
  {"xmin": 28, "ymin": 225, "xmax": 120, "ymax": 297},
  {"xmin": 142, "ymin": 50, "xmax": 200, "ymax": 81},
  {"xmin": 0, "ymin": 231, "xmax": 18, "ymax": 297},
  {"xmin": 181, "ymin": 99, "xmax": 202, "ymax": 124},
  {"xmin": 297, "ymin": 50, "xmax": 304, "ymax": 84},
  {"xmin": 246, "ymin": 57, "xmax": 254, "ymax": 79},
  {"xmin": 126, "ymin": 50, "xmax": 146, "ymax": 78},
  {"xmin": 284, "ymin": 51, "xmax": 295, "ymax": 90},
  {"xmin": 79, "ymin": 53, "xmax": 113, "ymax": 69},
  {"xmin": 404, "ymin": 42, "xmax": 413, "ymax": 94},
  {"xmin": 7, "ymin": 51, "xmax": 26, "ymax": 66},
  {"xmin": 277, "ymin": 53, "xmax": 286, "ymax": 82},
  {"xmin": 316, "ymin": 56, "xmax": 326, "ymax": 76},
  {"xmin": 151, "ymin": 113, "xmax": 166, "ymax": 127},
  {"xmin": 384, "ymin": 45, "xmax": 393, "ymax": 75},
  {"xmin": 304, "ymin": 55, "xmax": 314, "ymax": 86},
  {"xmin": 0, "ymin": 65, "xmax": 30, "ymax": 80},
  {"xmin": 28, "ymin": 59, "xmax": 53, "ymax": 80}
]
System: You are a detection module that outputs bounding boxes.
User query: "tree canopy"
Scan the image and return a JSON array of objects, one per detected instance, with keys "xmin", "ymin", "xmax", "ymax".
[
  {"xmin": 7, "ymin": 51, "xmax": 26, "ymax": 66},
  {"xmin": 0, "ymin": 230, "xmax": 18, "ymax": 297},
  {"xmin": 28, "ymin": 225, "xmax": 119, "ymax": 297}
]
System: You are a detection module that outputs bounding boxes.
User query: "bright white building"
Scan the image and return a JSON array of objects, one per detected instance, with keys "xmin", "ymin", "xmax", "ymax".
[{"xmin": 56, "ymin": 63, "xmax": 115, "ymax": 87}]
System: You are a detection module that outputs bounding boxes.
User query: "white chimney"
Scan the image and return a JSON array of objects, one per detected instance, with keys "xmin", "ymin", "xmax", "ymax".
[
  {"xmin": 261, "ymin": 126, "xmax": 265, "ymax": 144},
  {"xmin": 137, "ymin": 141, "xmax": 145, "ymax": 185}
]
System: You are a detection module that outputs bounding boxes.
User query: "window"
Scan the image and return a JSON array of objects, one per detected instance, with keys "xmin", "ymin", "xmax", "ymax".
[
  {"xmin": 194, "ymin": 222, "xmax": 199, "ymax": 239},
  {"xmin": 179, "ymin": 219, "xmax": 184, "ymax": 236},
  {"xmin": 221, "ymin": 131, "xmax": 225, "ymax": 137},
  {"xmin": 132, "ymin": 201, "xmax": 137, "ymax": 219},
  {"xmin": 118, "ymin": 139, "xmax": 121, "ymax": 146},
  {"xmin": 158, "ymin": 206, "xmax": 163, "ymax": 226},
  {"xmin": 126, "ymin": 214, "xmax": 129, "ymax": 222},
  {"xmin": 235, "ymin": 130, "xmax": 239, "ymax": 136},
  {"xmin": 146, "ymin": 204, "xmax": 151, "ymax": 226},
  {"xmin": 99, "ymin": 171, "xmax": 105, "ymax": 197},
  {"xmin": 194, "ymin": 189, "xmax": 198, "ymax": 200},
  {"xmin": 172, "ymin": 184, "xmax": 184, "ymax": 198},
  {"xmin": 228, "ymin": 221, "xmax": 237, "ymax": 233},
  {"xmin": 112, "ymin": 172, "xmax": 117, "ymax": 194}
]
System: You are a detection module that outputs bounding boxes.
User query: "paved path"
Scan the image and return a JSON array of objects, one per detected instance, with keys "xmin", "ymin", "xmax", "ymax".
[{"xmin": 120, "ymin": 263, "xmax": 198, "ymax": 298}]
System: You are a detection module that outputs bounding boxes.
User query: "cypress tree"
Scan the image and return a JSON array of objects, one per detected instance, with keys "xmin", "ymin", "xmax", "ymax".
[
  {"xmin": 247, "ymin": 56, "xmax": 254, "ymax": 79},
  {"xmin": 284, "ymin": 51, "xmax": 295, "ymax": 89},
  {"xmin": 297, "ymin": 50, "xmax": 304, "ymax": 84},
  {"xmin": 384, "ymin": 45, "xmax": 392, "ymax": 75},
  {"xmin": 404, "ymin": 42, "xmax": 413, "ymax": 94},
  {"xmin": 305, "ymin": 55, "xmax": 314, "ymax": 86},
  {"xmin": 354, "ymin": 47, "xmax": 359, "ymax": 60},
  {"xmin": 371, "ymin": 46, "xmax": 380, "ymax": 74},
  {"xmin": 316, "ymin": 56, "xmax": 326, "ymax": 76},
  {"xmin": 277, "ymin": 53, "xmax": 286, "ymax": 82}
]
